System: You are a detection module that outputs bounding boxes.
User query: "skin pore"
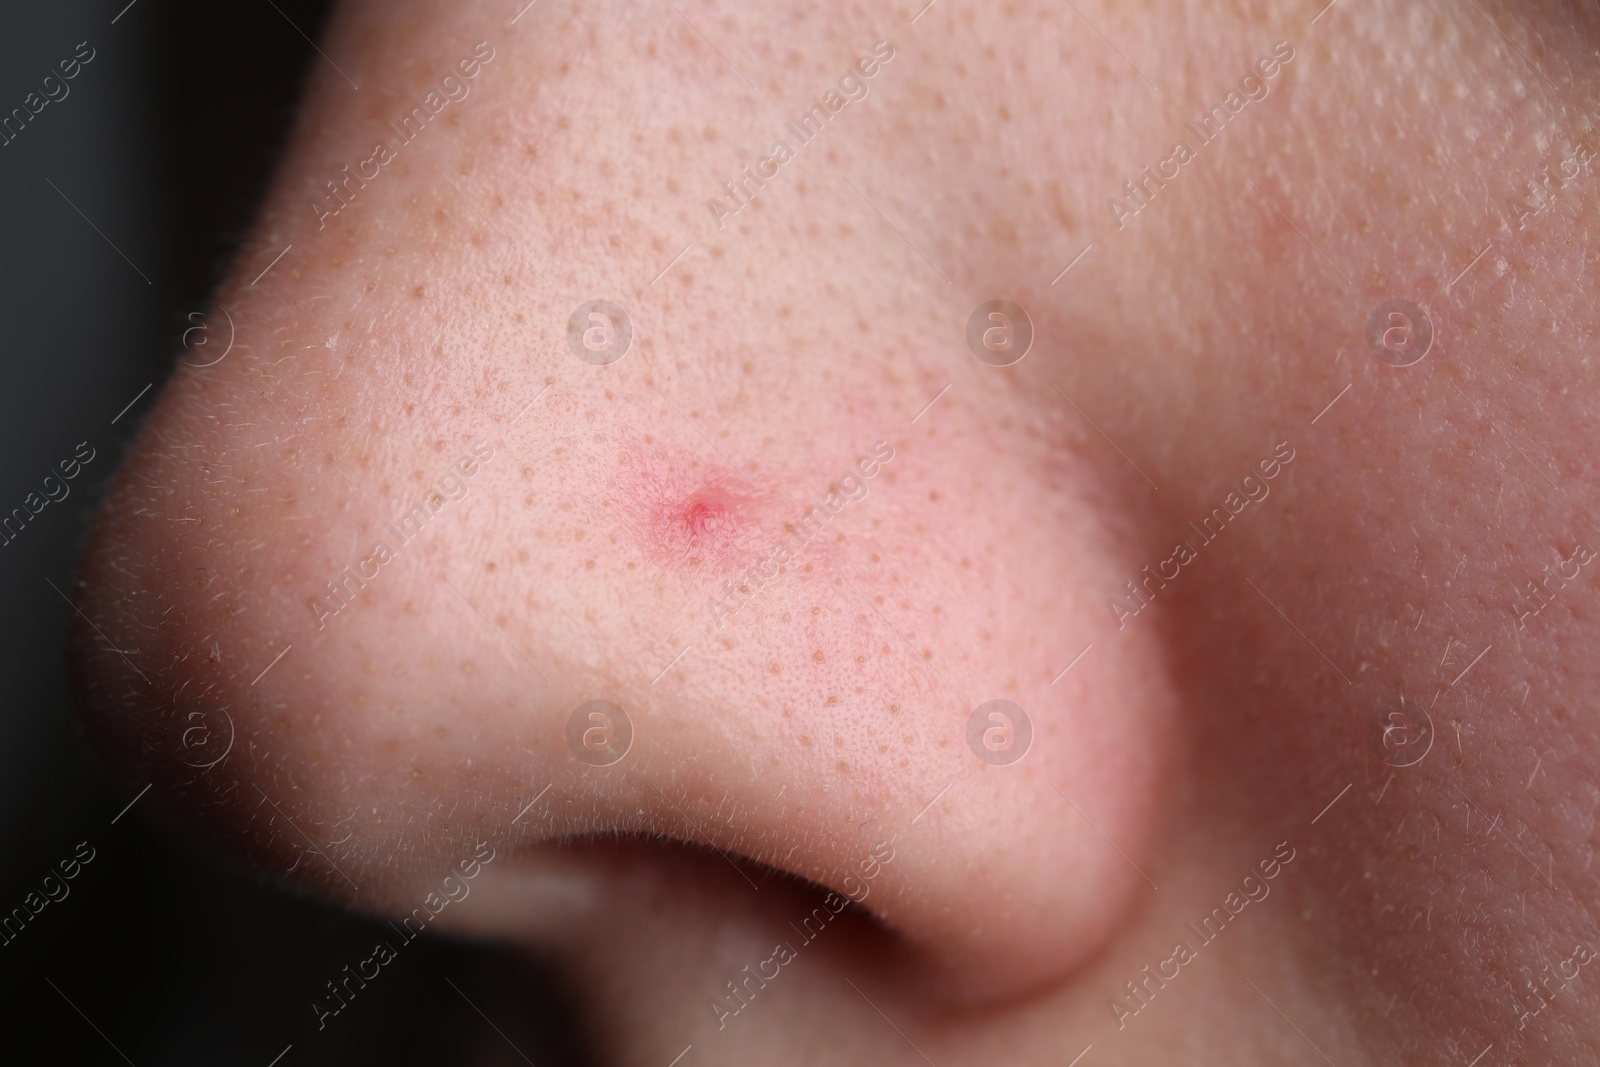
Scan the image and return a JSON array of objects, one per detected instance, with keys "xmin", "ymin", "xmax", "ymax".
[{"xmin": 68, "ymin": 0, "xmax": 1600, "ymax": 1063}]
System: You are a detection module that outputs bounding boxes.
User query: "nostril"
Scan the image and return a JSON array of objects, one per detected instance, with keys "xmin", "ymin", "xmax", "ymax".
[{"xmin": 462, "ymin": 832, "xmax": 913, "ymax": 977}]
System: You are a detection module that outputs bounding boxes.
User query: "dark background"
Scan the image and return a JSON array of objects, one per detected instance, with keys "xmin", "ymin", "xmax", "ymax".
[{"xmin": 0, "ymin": 3, "xmax": 589, "ymax": 1062}]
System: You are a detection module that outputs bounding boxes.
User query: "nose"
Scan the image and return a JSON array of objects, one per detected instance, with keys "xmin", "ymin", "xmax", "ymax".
[
  {"xmin": 70, "ymin": 372, "xmax": 1175, "ymax": 1004},
  {"xmin": 66, "ymin": 6, "xmax": 1179, "ymax": 1007}
]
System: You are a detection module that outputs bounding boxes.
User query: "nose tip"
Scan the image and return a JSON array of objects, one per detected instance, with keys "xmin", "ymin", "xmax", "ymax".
[{"xmin": 68, "ymin": 368, "xmax": 1175, "ymax": 1005}]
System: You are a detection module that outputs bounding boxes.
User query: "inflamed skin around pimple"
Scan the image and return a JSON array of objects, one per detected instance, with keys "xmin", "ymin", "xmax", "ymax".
[
  {"xmin": 609, "ymin": 447, "xmax": 765, "ymax": 574},
  {"xmin": 606, "ymin": 440, "xmax": 896, "ymax": 590},
  {"xmin": 707, "ymin": 441, "xmax": 895, "ymax": 629}
]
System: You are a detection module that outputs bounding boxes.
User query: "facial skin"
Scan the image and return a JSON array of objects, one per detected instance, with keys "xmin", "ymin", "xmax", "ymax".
[{"xmin": 68, "ymin": 0, "xmax": 1600, "ymax": 1063}]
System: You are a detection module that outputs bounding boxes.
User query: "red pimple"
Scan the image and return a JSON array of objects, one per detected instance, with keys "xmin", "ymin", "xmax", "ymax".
[
  {"xmin": 678, "ymin": 498, "xmax": 726, "ymax": 539},
  {"xmin": 654, "ymin": 485, "xmax": 746, "ymax": 564},
  {"xmin": 611, "ymin": 447, "xmax": 759, "ymax": 572}
]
